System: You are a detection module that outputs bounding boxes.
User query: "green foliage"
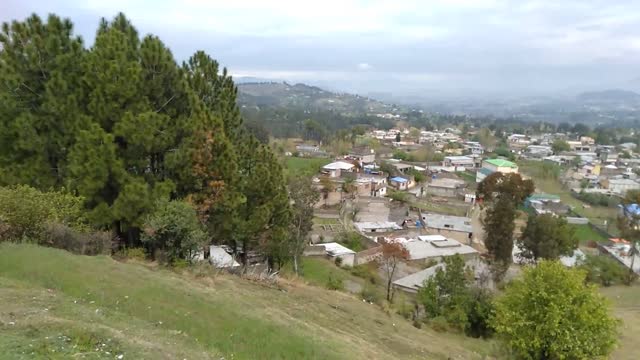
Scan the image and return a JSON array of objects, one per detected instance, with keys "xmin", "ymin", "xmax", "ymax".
[
  {"xmin": 517, "ymin": 214, "xmax": 578, "ymax": 261},
  {"xmin": 493, "ymin": 148, "xmax": 515, "ymax": 161},
  {"xmin": 540, "ymin": 162, "xmax": 561, "ymax": 180},
  {"xmin": 417, "ymin": 255, "xmax": 494, "ymax": 337},
  {"xmin": 579, "ymin": 255, "xmax": 627, "ymax": 287},
  {"xmin": 392, "ymin": 150, "xmax": 410, "ymax": 161},
  {"xmin": 551, "ymin": 139, "xmax": 570, "ymax": 154},
  {"xmin": 575, "ymin": 190, "xmax": 620, "ymax": 207},
  {"xmin": 350, "ymin": 264, "xmax": 380, "ymax": 284},
  {"xmin": 360, "ymin": 284, "xmax": 382, "ymax": 304},
  {"xmin": 288, "ymin": 176, "xmax": 320, "ymax": 273},
  {"xmin": 483, "ymin": 196, "xmax": 517, "ymax": 274},
  {"xmin": 123, "ymin": 247, "xmax": 147, "ymax": 261},
  {"xmin": 0, "ymin": 185, "xmax": 86, "ymax": 242},
  {"xmin": 41, "ymin": 223, "xmax": 112, "ymax": 256},
  {"xmin": 410, "ymin": 169, "xmax": 426, "ymax": 183},
  {"xmin": 387, "ymin": 189, "xmax": 409, "ymax": 203},
  {"xmin": 141, "ymin": 200, "xmax": 207, "ymax": 265},
  {"xmin": 326, "ymin": 272, "xmax": 344, "ymax": 290},
  {"xmin": 336, "ymin": 231, "xmax": 366, "ymax": 252},
  {"xmin": 492, "ymin": 261, "xmax": 618, "ymax": 359}
]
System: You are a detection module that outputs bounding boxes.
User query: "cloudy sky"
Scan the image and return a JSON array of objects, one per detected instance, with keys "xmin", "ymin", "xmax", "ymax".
[{"xmin": 3, "ymin": 0, "xmax": 640, "ymax": 98}]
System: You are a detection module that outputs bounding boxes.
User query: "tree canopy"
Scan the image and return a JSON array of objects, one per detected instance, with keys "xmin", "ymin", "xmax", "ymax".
[
  {"xmin": 0, "ymin": 13, "xmax": 291, "ymax": 264},
  {"xmin": 492, "ymin": 261, "xmax": 618, "ymax": 360},
  {"xmin": 517, "ymin": 214, "xmax": 578, "ymax": 262}
]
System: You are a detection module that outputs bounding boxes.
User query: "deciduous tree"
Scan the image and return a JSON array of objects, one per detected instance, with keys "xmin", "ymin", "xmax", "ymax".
[
  {"xmin": 288, "ymin": 176, "xmax": 320, "ymax": 274},
  {"xmin": 379, "ymin": 241, "xmax": 409, "ymax": 302},
  {"xmin": 517, "ymin": 214, "xmax": 577, "ymax": 262},
  {"xmin": 492, "ymin": 261, "xmax": 618, "ymax": 359}
]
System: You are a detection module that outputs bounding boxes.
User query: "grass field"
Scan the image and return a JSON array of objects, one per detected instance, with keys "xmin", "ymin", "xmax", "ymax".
[
  {"xmin": 285, "ymin": 157, "xmax": 331, "ymax": 176},
  {"xmin": 411, "ymin": 199, "xmax": 469, "ymax": 217},
  {"xmin": 0, "ymin": 244, "xmax": 493, "ymax": 359},
  {"xmin": 570, "ymin": 224, "xmax": 609, "ymax": 243}
]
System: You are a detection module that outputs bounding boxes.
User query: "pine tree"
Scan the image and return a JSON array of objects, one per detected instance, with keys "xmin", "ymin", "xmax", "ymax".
[{"xmin": 0, "ymin": 14, "xmax": 86, "ymax": 187}]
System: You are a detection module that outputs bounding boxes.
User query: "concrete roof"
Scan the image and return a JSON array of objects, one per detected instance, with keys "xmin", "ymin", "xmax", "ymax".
[
  {"xmin": 315, "ymin": 242, "xmax": 355, "ymax": 256},
  {"xmin": 403, "ymin": 238, "xmax": 478, "ymax": 261},
  {"xmin": 354, "ymin": 221, "xmax": 402, "ymax": 232},
  {"xmin": 429, "ymin": 178, "xmax": 465, "ymax": 189},
  {"xmin": 444, "ymin": 155, "xmax": 474, "ymax": 161},
  {"xmin": 323, "ymin": 161, "xmax": 355, "ymax": 170},
  {"xmin": 423, "ymin": 213, "xmax": 473, "ymax": 233},
  {"xmin": 393, "ymin": 258, "xmax": 486, "ymax": 292}
]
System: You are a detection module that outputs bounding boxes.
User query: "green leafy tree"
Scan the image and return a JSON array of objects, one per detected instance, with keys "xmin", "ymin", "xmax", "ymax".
[
  {"xmin": 517, "ymin": 214, "xmax": 577, "ymax": 262},
  {"xmin": 478, "ymin": 172, "xmax": 534, "ymax": 279},
  {"xmin": 141, "ymin": 200, "xmax": 207, "ymax": 264},
  {"xmin": 551, "ymin": 139, "xmax": 570, "ymax": 154},
  {"xmin": 288, "ymin": 176, "xmax": 320, "ymax": 274},
  {"xmin": 492, "ymin": 261, "xmax": 618, "ymax": 359}
]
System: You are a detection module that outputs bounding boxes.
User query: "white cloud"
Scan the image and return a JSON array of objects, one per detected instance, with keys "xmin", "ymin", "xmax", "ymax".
[{"xmin": 357, "ymin": 63, "xmax": 373, "ymax": 71}]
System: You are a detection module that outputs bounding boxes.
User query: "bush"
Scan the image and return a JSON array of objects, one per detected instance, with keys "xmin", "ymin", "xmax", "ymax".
[
  {"xmin": 334, "ymin": 256, "xmax": 343, "ymax": 266},
  {"xmin": 580, "ymin": 255, "xmax": 627, "ymax": 287},
  {"xmin": 124, "ymin": 247, "xmax": 147, "ymax": 261},
  {"xmin": 429, "ymin": 316, "xmax": 450, "ymax": 332},
  {"xmin": 386, "ymin": 189, "xmax": 409, "ymax": 203},
  {"xmin": 141, "ymin": 200, "xmax": 207, "ymax": 265},
  {"xmin": 336, "ymin": 231, "xmax": 366, "ymax": 252},
  {"xmin": 326, "ymin": 272, "xmax": 344, "ymax": 290},
  {"xmin": 350, "ymin": 264, "xmax": 379, "ymax": 284},
  {"xmin": 575, "ymin": 191, "xmax": 620, "ymax": 207},
  {"xmin": 360, "ymin": 284, "xmax": 382, "ymax": 304},
  {"xmin": 41, "ymin": 223, "xmax": 111, "ymax": 256},
  {"xmin": 0, "ymin": 185, "xmax": 87, "ymax": 243}
]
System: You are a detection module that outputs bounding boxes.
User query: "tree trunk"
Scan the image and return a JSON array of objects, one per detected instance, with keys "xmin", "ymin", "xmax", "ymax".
[
  {"xmin": 387, "ymin": 277, "xmax": 393, "ymax": 302},
  {"xmin": 293, "ymin": 255, "xmax": 299, "ymax": 275}
]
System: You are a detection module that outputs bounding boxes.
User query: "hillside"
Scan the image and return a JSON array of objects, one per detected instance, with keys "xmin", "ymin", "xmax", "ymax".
[
  {"xmin": 237, "ymin": 82, "xmax": 393, "ymax": 114},
  {"xmin": 0, "ymin": 244, "xmax": 491, "ymax": 359}
]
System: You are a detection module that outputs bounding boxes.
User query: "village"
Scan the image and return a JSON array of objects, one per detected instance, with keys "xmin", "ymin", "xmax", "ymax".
[{"xmin": 248, "ymin": 126, "xmax": 640, "ymax": 299}]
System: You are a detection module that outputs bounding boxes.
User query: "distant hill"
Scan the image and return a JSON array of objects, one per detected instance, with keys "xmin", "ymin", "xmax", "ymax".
[
  {"xmin": 577, "ymin": 89, "xmax": 640, "ymax": 103},
  {"xmin": 237, "ymin": 82, "xmax": 393, "ymax": 114}
]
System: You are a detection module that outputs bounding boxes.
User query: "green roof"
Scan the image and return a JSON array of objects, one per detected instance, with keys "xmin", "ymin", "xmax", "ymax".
[{"xmin": 485, "ymin": 158, "xmax": 518, "ymax": 168}]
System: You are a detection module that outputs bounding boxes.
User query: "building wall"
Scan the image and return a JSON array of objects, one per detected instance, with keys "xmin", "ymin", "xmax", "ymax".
[
  {"xmin": 336, "ymin": 253, "xmax": 355, "ymax": 267},
  {"xmin": 426, "ymin": 186, "xmax": 458, "ymax": 198}
]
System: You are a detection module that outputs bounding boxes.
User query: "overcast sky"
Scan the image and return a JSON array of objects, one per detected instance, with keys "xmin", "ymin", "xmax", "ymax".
[{"xmin": 3, "ymin": 0, "xmax": 640, "ymax": 99}]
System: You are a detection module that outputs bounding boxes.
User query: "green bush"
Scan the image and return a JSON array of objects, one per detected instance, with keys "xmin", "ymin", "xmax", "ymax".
[
  {"xmin": 350, "ymin": 264, "xmax": 379, "ymax": 284},
  {"xmin": 580, "ymin": 255, "xmax": 627, "ymax": 287},
  {"xmin": 429, "ymin": 316, "xmax": 450, "ymax": 332},
  {"xmin": 0, "ymin": 185, "xmax": 87, "ymax": 242},
  {"xmin": 326, "ymin": 272, "xmax": 344, "ymax": 290},
  {"xmin": 336, "ymin": 231, "xmax": 366, "ymax": 252},
  {"xmin": 141, "ymin": 200, "xmax": 207, "ymax": 265},
  {"xmin": 360, "ymin": 284, "xmax": 382, "ymax": 304},
  {"xmin": 575, "ymin": 191, "xmax": 620, "ymax": 207},
  {"xmin": 334, "ymin": 256, "xmax": 343, "ymax": 266},
  {"xmin": 124, "ymin": 247, "xmax": 147, "ymax": 261},
  {"xmin": 386, "ymin": 189, "xmax": 409, "ymax": 203}
]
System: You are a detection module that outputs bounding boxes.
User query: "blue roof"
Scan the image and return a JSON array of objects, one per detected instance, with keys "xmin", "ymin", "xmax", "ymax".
[
  {"xmin": 623, "ymin": 204, "xmax": 640, "ymax": 216},
  {"xmin": 390, "ymin": 176, "xmax": 408, "ymax": 183}
]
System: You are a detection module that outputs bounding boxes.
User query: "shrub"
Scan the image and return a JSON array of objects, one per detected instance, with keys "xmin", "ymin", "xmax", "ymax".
[
  {"xmin": 360, "ymin": 284, "xmax": 382, "ymax": 304},
  {"xmin": 141, "ymin": 200, "xmax": 207, "ymax": 265},
  {"xmin": 350, "ymin": 264, "xmax": 379, "ymax": 284},
  {"xmin": 429, "ymin": 316, "xmax": 450, "ymax": 332},
  {"xmin": 124, "ymin": 247, "xmax": 147, "ymax": 261},
  {"xmin": 334, "ymin": 256, "xmax": 343, "ymax": 266},
  {"xmin": 386, "ymin": 189, "xmax": 409, "ymax": 203},
  {"xmin": 579, "ymin": 254, "xmax": 627, "ymax": 287},
  {"xmin": 41, "ymin": 223, "xmax": 111, "ymax": 255},
  {"xmin": 326, "ymin": 272, "xmax": 344, "ymax": 290},
  {"xmin": 336, "ymin": 231, "xmax": 366, "ymax": 252},
  {"xmin": 0, "ymin": 185, "xmax": 86, "ymax": 242}
]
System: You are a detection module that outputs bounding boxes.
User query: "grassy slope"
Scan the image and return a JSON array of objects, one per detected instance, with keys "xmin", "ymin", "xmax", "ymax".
[
  {"xmin": 601, "ymin": 285, "xmax": 640, "ymax": 360},
  {"xmin": 285, "ymin": 157, "xmax": 331, "ymax": 176},
  {"xmin": 0, "ymin": 244, "xmax": 490, "ymax": 360}
]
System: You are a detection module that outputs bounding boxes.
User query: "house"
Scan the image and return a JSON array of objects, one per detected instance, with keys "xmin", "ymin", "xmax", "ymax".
[
  {"xmin": 389, "ymin": 176, "xmax": 415, "ymax": 190},
  {"xmin": 295, "ymin": 144, "xmax": 327, "ymax": 157},
  {"xmin": 568, "ymin": 141, "xmax": 592, "ymax": 152},
  {"xmin": 426, "ymin": 178, "xmax": 466, "ymax": 197},
  {"xmin": 525, "ymin": 145, "xmax": 553, "ymax": 158},
  {"xmin": 348, "ymin": 147, "xmax": 376, "ymax": 164},
  {"xmin": 601, "ymin": 178, "xmax": 640, "ymax": 195},
  {"xmin": 208, "ymin": 245, "xmax": 241, "ymax": 268},
  {"xmin": 390, "ymin": 162, "xmax": 413, "ymax": 174},
  {"xmin": 312, "ymin": 242, "xmax": 356, "ymax": 267},
  {"xmin": 355, "ymin": 176, "xmax": 387, "ymax": 197},
  {"xmin": 354, "ymin": 221, "xmax": 403, "ymax": 234},
  {"xmin": 442, "ymin": 155, "xmax": 475, "ymax": 168},
  {"xmin": 525, "ymin": 194, "xmax": 570, "ymax": 216},
  {"xmin": 513, "ymin": 244, "xmax": 585, "ymax": 267},
  {"xmin": 476, "ymin": 158, "xmax": 518, "ymax": 183},
  {"xmin": 421, "ymin": 214, "xmax": 473, "ymax": 244},
  {"xmin": 321, "ymin": 161, "xmax": 355, "ymax": 178},
  {"xmin": 402, "ymin": 235, "xmax": 478, "ymax": 262}
]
